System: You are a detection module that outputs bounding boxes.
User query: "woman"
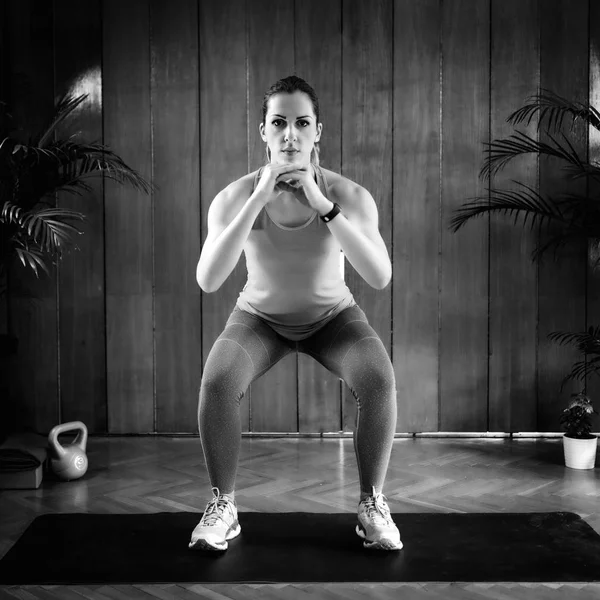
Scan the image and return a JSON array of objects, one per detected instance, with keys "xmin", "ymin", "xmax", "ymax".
[{"xmin": 190, "ymin": 76, "xmax": 401, "ymax": 552}]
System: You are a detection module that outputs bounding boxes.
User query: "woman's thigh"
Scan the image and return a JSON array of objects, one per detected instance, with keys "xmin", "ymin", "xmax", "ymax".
[
  {"xmin": 297, "ymin": 305, "xmax": 395, "ymax": 389},
  {"xmin": 201, "ymin": 307, "xmax": 295, "ymax": 393}
]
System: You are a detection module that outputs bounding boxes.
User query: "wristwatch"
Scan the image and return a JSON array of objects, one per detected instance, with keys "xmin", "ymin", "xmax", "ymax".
[{"xmin": 320, "ymin": 202, "xmax": 341, "ymax": 223}]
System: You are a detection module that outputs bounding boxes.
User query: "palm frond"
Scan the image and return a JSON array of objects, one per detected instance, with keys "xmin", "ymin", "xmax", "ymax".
[
  {"xmin": 531, "ymin": 230, "xmax": 584, "ymax": 264},
  {"xmin": 36, "ymin": 93, "xmax": 88, "ymax": 148},
  {"xmin": 2, "ymin": 201, "xmax": 85, "ymax": 254},
  {"xmin": 557, "ymin": 194, "xmax": 600, "ymax": 238},
  {"xmin": 548, "ymin": 327, "xmax": 600, "ymax": 354},
  {"xmin": 448, "ymin": 182, "xmax": 567, "ymax": 233},
  {"xmin": 561, "ymin": 161, "xmax": 600, "ymax": 186},
  {"xmin": 52, "ymin": 140, "xmax": 155, "ymax": 196},
  {"xmin": 548, "ymin": 325, "xmax": 600, "ymax": 392},
  {"xmin": 23, "ymin": 208, "xmax": 85, "ymax": 253},
  {"xmin": 507, "ymin": 88, "xmax": 600, "ymax": 134},
  {"xmin": 23, "ymin": 139, "xmax": 155, "ymax": 197},
  {"xmin": 558, "ymin": 357, "xmax": 600, "ymax": 391},
  {"xmin": 481, "ymin": 130, "xmax": 585, "ymax": 180},
  {"xmin": 13, "ymin": 242, "xmax": 50, "ymax": 277}
]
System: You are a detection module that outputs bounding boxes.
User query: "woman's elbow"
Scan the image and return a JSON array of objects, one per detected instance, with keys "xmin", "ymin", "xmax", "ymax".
[
  {"xmin": 373, "ymin": 267, "xmax": 392, "ymax": 290},
  {"xmin": 196, "ymin": 265, "xmax": 218, "ymax": 294},
  {"xmin": 197, "ymin": 275, "xmax": 221, "ymax": 294}
]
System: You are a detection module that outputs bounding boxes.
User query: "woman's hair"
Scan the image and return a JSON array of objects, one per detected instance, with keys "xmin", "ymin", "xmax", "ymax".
[{"xmin": 261, "ymin": 75, "xmax": 321, "ymax": 165}]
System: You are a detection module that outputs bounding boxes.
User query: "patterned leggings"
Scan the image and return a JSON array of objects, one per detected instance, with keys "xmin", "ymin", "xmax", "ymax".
[{"xmin": 198, "ymin": 304, "xmax": 397, "ymax": 496}]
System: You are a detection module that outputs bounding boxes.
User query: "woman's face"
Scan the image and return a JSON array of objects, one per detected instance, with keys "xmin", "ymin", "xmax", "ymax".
[{"xmin": 260, "ymin": 91, "xmax": 322, "ymax": 166}]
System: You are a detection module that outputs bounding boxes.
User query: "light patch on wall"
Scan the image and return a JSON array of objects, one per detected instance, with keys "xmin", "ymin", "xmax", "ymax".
[{"xmin": 64, "ymin": 66, "xmax": 102, "ymax": 111}]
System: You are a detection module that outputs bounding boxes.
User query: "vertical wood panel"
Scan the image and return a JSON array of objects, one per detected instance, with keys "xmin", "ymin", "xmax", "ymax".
[
  {"xmin": 440, "ymin": 0, "xmax": 489, "ymax": 431},
  {"xmin": 0, "ymin": 0, "xmax": 7, "ymax": 435},
  {"xmin": 393, "ymin": 0, "xmax": 441, "ymax": 433},
  {"xmin": 589, "ymin": 1, "xmax": 600, "ymax": 408},
  {"xmin": 247, "ymin": 0, "xmax": 297, "ymax": 432},
  {"xmin": 0, "ymin": 0, "xmax": 6, "ymax": 340},
  {"xmin": 54, "ymin": 0, "xmax": 106, "ymax": 431},
  {"xmin": 296, "ymin": 0, "xmax": 343, "ymax": 434},
  {"xmin": 103, "ymin": 0, "xmax": 154, "ymax": 433},
  {"xmin": 341, "ymin": 0, "xmax": 393, "ymax": 431},
  {"xmin": 4, "ymin": 0, "xmax": 57, "ymax": 433},
  {"xmin": 200, "ymin": 0, "xmax": 249, "ymax": 432},
  {"xmin": 151, "ymin": 0, "xmax": 201, "ymax": 433},
  {"xmin": 489, "ymin": 0, "xmax": 538, "ymax": 432},
  {"xmin": 538, "ymin": 0, "xmax": 588, "ymax": 430}
]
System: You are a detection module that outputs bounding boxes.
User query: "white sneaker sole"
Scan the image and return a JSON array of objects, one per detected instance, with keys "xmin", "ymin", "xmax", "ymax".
[
  {"xmin": 189, "ymin": 522, "xmax": 241, "ymax": 552},
  {"xmin": 356, "ymin": 524, "xmax": 403, "ymax": 551}
]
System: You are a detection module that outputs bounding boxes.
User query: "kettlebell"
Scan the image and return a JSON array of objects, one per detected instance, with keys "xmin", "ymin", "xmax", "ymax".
[{"xmin": 47, "ymin": 421, "xmax": 88, "ymax": 481}]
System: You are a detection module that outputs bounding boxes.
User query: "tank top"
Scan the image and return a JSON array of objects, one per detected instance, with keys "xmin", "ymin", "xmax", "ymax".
[{"xmin": 235, "ymin": 164, "xmax": 356, "ymax": 341}]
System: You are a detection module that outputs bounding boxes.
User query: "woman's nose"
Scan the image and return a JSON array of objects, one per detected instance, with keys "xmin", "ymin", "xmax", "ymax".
[{"xmin": 284, "ymin": 125, "xmax": 297, "ymax": 141}]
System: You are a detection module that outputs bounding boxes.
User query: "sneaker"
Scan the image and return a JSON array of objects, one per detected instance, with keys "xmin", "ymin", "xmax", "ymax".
[
  {"xmin": 189, "ymin": 487, "xmax": 241, "ymax": 551},
  {"xmin": 356, "ymin": 487, "xmax": 403, "ymax": 550}
]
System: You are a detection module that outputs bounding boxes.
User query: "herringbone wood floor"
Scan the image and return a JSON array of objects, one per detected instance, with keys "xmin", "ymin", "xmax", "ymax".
[{"xmin": 1, "ymin": 436, "xmax": 599, "ymax": 599}]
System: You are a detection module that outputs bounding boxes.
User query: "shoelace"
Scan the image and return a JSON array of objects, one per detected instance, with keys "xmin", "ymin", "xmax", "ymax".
[
  {"xmin": 201, "ymin": 495, "xmax": 234, "ymax": 526},
  {"xmin": 362, "ymin": 492, "xmax": 392, "ymax": 526}
]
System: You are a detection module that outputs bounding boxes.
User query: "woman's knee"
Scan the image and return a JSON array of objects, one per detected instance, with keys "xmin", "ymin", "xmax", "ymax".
[
  {"xmin": 344, "ymin": 343, "xmax": 396, "ymax": 405},
  {"xmin": 199, "ymin": 338, "xmax": 255, "ymax": 407}
]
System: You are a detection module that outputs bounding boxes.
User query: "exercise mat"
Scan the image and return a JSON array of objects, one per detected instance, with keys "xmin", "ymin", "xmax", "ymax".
[{"xmin": 1, "ymin": 511, "xmax": 599, "ymax": 584}]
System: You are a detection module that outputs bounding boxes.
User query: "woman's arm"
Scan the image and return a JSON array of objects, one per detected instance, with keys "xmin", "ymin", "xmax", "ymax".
[
  {"xmin": 277, "ymin": 168, "xmax": 391, "ymax": 290},
  {"xmin": 197, "ymin": 162, "xmax": 305, "ymax": 292},
  {"xmin": 317, "ymin": 181, "xmax": 392, "ymax": 290},
  {"xmin": 196, "ymin": 179, "xmax": 264, "ymax": 293}
]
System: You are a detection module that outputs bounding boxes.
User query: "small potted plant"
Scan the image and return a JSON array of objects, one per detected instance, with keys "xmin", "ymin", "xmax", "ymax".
[
  {"xmin": 560, "ymin": 391, "xmax": 598, "ymax": 469},
  {"xmin": 548, "ymin": 327, "xmax": 599, "ymax": 469}
]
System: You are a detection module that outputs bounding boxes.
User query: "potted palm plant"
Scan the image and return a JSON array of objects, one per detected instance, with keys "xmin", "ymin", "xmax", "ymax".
[
  {"xmin": 450, "ymin": 89, "xmax": 599, "ymax": 466},
  {"xmin": 449, "ymin": 88, "xmax": 600, "ymax": 269},
  {"xmin": 1, "ymin": 93, "xmax": 152, "ymax": 290},
  {"xmin": 0, "ymin": 92, "xmax": 153, "ymax": 439}
]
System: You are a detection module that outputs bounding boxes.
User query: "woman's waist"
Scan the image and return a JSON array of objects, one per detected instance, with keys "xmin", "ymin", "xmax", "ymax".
[{"xmin": 236, "ymin": 286, "xmax": 355, "ymax": 326}]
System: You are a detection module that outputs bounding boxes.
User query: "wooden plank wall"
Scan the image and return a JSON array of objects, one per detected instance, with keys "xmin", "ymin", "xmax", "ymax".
[
  {"xmin": 537, "ymin": 0, "xmax": 590, "ymax": 429},
  {"xmin": 489, "ymin": 0, "xmax": 538, "ymax": 431},
  {"xmin": 3, "ymin": 0, "xmax": 597, "ymax": 435},
  {"xmin": 103, "ymin": 0, "xmax": 154, "ymax": 433},
  {"xmin": 4, "ymin": 0, "xmax": 58, "ymax": 432}
]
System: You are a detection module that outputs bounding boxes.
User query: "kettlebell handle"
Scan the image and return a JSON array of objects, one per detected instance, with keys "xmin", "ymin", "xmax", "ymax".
[{"xmin": 48, "ymin": 421, "xmax": 88, "ymax": 451}]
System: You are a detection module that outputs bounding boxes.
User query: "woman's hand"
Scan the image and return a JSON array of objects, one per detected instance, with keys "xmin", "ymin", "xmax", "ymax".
[
  {"xmin": 253, "ymin": 162, "xmax": 304, "ymax": 204},
  {"xmin": 275, "ymin": 166, "xmax": 332, "ymax": 214}
]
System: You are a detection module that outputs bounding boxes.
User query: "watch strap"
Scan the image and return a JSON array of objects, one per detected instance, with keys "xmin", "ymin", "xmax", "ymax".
[{"xmin": 320, "ymin": 202, "xmax": 341, "ymax": 223}]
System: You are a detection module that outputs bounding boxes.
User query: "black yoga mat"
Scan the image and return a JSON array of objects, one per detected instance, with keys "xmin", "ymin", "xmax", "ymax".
[{"xmin": 1, "ymin": 511, "xmax": 599, "ymax": 584}]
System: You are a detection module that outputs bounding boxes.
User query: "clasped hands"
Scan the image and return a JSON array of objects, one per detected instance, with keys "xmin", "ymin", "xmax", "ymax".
[{"xmin": 275, "ymin": 165, "xmax": 332, "ymax": 215}]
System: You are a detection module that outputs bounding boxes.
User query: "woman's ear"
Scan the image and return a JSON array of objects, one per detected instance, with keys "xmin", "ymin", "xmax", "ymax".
[
  {"xmin": 315, "ymin": 122, "xmax": 323, "ymax": 143},
  {"xmin": 259, "ymin": 122, "xmax": 266, "ymax": 142}
]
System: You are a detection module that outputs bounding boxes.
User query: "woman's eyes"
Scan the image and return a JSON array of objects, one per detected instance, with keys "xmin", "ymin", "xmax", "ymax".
[{"xmin": 271, "ymin": 120, "xmax": 309, "ymax": 128}]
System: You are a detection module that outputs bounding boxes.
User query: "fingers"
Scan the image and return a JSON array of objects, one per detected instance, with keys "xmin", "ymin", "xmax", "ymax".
[
  {"xmin": 275, "ymin": 170, "xmax": 306, "ymax": 182},
  {"xmin": 276, "ymin": 180, "xmax": 300, "ymax": 193},
  {"xmin": 271, "ymin": 162, "xmax": 306, "ymax": 174}
]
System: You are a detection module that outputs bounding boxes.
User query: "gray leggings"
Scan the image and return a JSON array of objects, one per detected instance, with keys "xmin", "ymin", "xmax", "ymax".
[{"xmin": 198, "ymin": 304, "xmax": 397, "ymax": 496}]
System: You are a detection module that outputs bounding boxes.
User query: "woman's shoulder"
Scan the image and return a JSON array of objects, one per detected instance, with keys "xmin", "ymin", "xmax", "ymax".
[
  {"xmin": 223, "ymin": 170, "xmax": 259, "ymax": 196},
  {"xmin": 215, "ymin": 170, "xmax": 259, "ymax": 205},
  {"xmin": 319, "ymin": 167, "xmax": 367, "ymax": 205},
  {"xmin": 209, "ymin": 171, "xmax": 259, "ymax": 221}
]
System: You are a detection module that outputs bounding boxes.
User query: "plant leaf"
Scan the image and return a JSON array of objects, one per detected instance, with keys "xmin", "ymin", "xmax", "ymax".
[
  {"xmin": 449, "ymin": 182, "xmax": 567, "ymax": 234},
  {"xmin": 507, "ymin": 88, "xmax": 600, "ymax": 134}
]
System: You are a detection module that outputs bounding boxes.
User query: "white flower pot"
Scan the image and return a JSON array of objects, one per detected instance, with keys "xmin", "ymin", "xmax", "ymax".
[{"xmin": 563, "ymin": 434, "xmax": 598, "ymax": 470}]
